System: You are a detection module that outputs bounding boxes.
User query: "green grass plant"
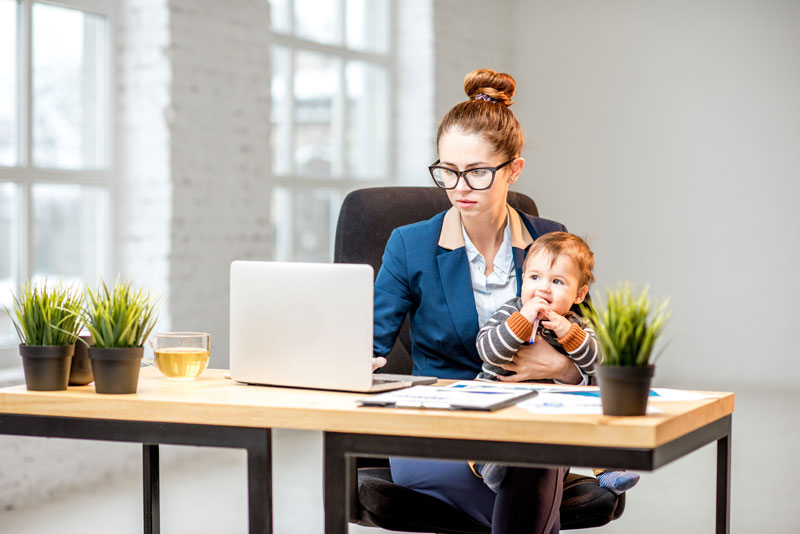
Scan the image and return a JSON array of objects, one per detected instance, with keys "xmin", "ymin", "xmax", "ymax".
[
  {"xmin": 581, "ymin": 283, "xmax": 670, "ymax": 367},
  {"xmin": 82, "ymin": 278, "xmax": 159, "ymax": 348},
  {"xmin": 7, "ymin": 280, "xmax": 84, "ymax": 346}
]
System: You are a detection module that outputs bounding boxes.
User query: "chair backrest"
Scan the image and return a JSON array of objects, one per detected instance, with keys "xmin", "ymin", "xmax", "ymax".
[{"xmin": 334, "ymin": 186, "xmax": 538, "ymax": 374}]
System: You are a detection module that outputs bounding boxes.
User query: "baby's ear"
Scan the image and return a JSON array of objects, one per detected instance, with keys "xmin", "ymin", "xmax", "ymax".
[{"xmin": 574, "ymin": 285, "xmax": 589, "ymax": 304}]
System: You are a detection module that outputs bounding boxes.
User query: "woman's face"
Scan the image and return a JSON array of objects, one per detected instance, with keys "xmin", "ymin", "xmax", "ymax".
[{"xmin": 437, "ymin": 130, "xmax": 523, "ymax": 221}]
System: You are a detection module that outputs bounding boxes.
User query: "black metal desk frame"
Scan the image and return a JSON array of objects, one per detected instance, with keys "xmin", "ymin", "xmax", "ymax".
[
  {"xmin": 324, "ymin": 414, "xmax": 732, "ymax": 534},
  {"xmin": 0, "ymin": 414, "xmax": 272, "ymax": 534}
]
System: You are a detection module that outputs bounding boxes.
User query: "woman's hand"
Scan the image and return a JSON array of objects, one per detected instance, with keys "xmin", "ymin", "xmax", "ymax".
[
  {"xmin": 497, "ymin": 336, "xmax": 581, "ymax": 384},
  {"xmin": 372, "ymin": 356, "xmax": 387, "ymax": 372}
]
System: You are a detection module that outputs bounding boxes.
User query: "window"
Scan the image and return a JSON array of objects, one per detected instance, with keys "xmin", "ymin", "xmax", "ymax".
[
  {"xmin": 0, "ymin": 0, "xmax": 112, "ymax": 369},
  {"xmin": 268, "ymin": 0, "xmax": 392, "ymax": 262}
]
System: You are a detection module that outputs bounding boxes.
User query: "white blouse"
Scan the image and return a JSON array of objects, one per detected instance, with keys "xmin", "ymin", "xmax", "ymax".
[{"xmin": 461, "ymin": 218, "xmax": 517, "ymax": 329}]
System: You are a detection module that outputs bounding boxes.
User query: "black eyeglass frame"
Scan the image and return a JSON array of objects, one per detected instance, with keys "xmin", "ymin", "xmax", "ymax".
[{"xmin": 428, "ymin": 158, "xmax": 515, "ymax": 190}]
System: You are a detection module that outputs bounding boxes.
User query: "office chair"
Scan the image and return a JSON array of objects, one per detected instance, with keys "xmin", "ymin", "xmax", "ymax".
[{"xmin": 333, "ymin": 186, "xmax": 625, "ymax": 531}]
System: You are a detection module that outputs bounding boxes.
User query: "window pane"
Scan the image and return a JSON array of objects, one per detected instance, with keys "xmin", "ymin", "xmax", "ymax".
[
  {"xmin": 294, "ymin": 50, "xmax": 340, "ymax": 177},
  {"xmin": 346, "ymin": 61, "xmax": 388, "ymax": 179},
  {"xmin": 268, "ymin": 0, "xmax": 291, "ymax": 33},
  {"xmin": 0, "ymin": 182, "xmax": 18, "ymax": 344},
  {"xmin": 271, "ymin": 46, "xmax": 291, "ymax": 176},
  {"xmin": 32, "ymin": 3, "xmax": 108, "ymax": 169},
  {"xmin": 0, "ymin": 0, "xmax": 18, "ymax": 166},
  {"xmin": 31, "ymin": 184, "xmax": 107, "ymax": 286},
  {"xmin": 295, "ymin": 0, "xmax": 341, "ymax": 45},
  {"xmin": 293, "ymin": 188, "xmax": 339, "ymax": 262},
  {"xmin": 346, "ymin": 0, "xmax": 389, "ymax": 53},
  {"xmin": 271, "ymin": 187, "xmax": 291, "ymax": 261}
]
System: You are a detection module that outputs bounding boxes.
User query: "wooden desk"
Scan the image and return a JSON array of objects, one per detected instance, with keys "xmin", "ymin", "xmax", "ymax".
[{"xmin": 0, "ymin": 368, "xmax": 734, "ymax": 533}]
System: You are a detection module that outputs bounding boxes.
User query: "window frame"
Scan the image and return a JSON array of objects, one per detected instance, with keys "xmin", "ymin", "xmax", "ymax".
[
  {"xmin": 0, "ymin": 0, "xmax": 115, "ymax": 369},
  {"xmin": 269, "ymin": 0, "xmax": 396, "ymax": 261}
]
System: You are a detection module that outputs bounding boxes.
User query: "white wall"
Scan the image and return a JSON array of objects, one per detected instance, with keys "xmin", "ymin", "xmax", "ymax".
[
  {"xmin": 165, "ymin": 0, "xmax": 272, "ymax": 367},
  {"xmin": 1, "ymin": 0, "xmax": 273, "ymax": 510},
  {"xmin": 433, "ymin": 0, "xmax": 517, "ymax": 120},
  {"xmin": 395, "ymin": 0, "xmax": 436, "ymax": 184},
  {"xmin": 511, "ymin": 0, "xmax": 800, "ymax": 391},
  {"xmin": 117, "ymin": 0, "xmax": 172, "ymax": 331}
]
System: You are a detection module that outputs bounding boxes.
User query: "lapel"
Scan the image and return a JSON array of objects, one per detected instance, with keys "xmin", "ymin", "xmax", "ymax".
[
  {"xmin": 435, "ymin": 206, "xmax": 535, "ymax": 355},
  {"xmin": 436, "ymin": 207, "xmax": 477, "ymax": 355},
  {"xmin": 436, "ymin": 248, "xmax": 478, "ymax": 355},
  {"xmin": 513, "ymin": 246, "xmax": 526, "ymax": 297},
  {"xmin": 508, "ymin": 206, "xmax": 534, "ymax": 297}
]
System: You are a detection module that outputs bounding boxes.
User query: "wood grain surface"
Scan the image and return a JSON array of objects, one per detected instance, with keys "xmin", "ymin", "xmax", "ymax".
[{"xmin": 0, "ymin": 368, "xmax": 734, "ymax": 448}]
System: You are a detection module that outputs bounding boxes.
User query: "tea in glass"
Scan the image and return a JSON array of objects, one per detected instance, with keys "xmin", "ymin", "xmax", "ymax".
[{"xmin": 153, "ymin": 332, "xmax": 210, "ymax": 381}]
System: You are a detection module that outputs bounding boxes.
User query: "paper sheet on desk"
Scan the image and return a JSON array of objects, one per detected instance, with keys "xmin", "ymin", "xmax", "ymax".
[
  {"xmin": 517, "ymin": 392, "xmax": 663, "ymax": 415},
  {"xmin": 648, "ymin": 388, "xmax": 720, "ymax": 401},
  {"xmin": 516, "ymin": 388, "xmax": 718, "ymax": 414},
  {"xmin": 445, "ymin": 383, "xmax": 717, "ymax": 414}
]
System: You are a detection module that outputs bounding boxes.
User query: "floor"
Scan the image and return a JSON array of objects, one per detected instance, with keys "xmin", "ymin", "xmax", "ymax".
[{"xmin": 0, "ymin": 388, "xmax": 796, "ymax": 533}]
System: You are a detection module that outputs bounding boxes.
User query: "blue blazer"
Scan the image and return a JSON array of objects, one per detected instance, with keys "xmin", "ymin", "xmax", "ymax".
[{"xmin": 373, "ymin": 207, "xmax": 567, "ymax": 379}]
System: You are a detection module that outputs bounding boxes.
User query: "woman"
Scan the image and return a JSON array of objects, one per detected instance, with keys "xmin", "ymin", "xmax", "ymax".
[{"xmin": 372, "ymin": 69, "xmax": 585, "ymax": 533}]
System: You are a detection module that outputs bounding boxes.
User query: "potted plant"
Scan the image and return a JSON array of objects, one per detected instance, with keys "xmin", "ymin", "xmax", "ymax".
[
  {"xmin": 8, "ymin": 281, "xmax": 83, "ymax": 391},
  {"xmin": 69, "ymin": 331, "xmax": 94, "ymax": 386},
  {"xmin": 582, "ymin": 283, "xmax": 670, "ymax": 416},
  {"xmin": 82, "ymin": 278, "xmax": 159, "ymax": 394}
]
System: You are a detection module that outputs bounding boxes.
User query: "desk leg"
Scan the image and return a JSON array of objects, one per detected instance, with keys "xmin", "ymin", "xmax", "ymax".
[
  {"xmin": 247, "ymin": 429, "xmax": 272, "ymax": 534},
  {"xmin": 716, "ymin": 418, "xmax": 731, "ymax": 534},
  {"xmin": 323, "ymin": 433, "xmax": 350, "ymax": 534},
  {"xmin": 143, "ymin": 444, "xmax": 160, "ymax": 534}
]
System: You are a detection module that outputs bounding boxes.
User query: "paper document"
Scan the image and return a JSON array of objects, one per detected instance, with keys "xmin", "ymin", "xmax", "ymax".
[
  {"xmin": 357, "ymin": 382, "xmax": 538, "ymax": 411},
  {"xmin": 518, "ymin": 391, "xmax": 663, "ymax": 415}
]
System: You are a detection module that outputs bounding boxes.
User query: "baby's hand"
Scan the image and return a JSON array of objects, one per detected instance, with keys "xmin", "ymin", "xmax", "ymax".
[
  {"xmin": 540, "ymin": 309, "xmax": 572, "ymax": 338},
  {"xmin": 520, "ymin": 297, "xmax": 550, "ymax": 324}
]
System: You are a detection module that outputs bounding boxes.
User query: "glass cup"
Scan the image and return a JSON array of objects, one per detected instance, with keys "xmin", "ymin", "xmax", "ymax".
[{"xmin": 151, "ymin": 332, "xmax": 210, "ymax": 381}]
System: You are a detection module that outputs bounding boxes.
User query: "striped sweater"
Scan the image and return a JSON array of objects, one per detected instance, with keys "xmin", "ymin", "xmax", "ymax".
[{"xmin": 476, "ymin": 297, "xmax": 599, "ymax": 381}]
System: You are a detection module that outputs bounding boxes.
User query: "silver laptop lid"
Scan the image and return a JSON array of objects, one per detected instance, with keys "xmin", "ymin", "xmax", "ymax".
[{"xmin": 229, "ymin": 261, "xmax": 374, "ymax": 391}]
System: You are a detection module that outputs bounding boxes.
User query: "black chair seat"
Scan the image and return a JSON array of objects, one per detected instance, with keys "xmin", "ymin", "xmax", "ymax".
[{"xmin": 355, "ymin": 467, "xmax": 625, "ymax": 533}]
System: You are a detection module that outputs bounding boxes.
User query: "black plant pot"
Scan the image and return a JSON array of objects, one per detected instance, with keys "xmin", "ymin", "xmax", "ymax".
[
  {"xmin": 19, "ymin": 344, "xmax": 75, "ymax": 391},
  {"xmin": 69, "ymin": 334, "xmax": 94, "ymax": 386},
  {"xmin": 596, "ymin": 364, "xmax": 655, "ymax": 416},
  {"xmin": 89, "ymin": 346, "xmax": 144, "ymax": 394}
]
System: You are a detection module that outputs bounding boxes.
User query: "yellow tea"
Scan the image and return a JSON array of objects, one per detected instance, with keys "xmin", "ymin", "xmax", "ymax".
[{"xmin": 154, "ymin": 347, "xmax": 210, "ymax": 380}]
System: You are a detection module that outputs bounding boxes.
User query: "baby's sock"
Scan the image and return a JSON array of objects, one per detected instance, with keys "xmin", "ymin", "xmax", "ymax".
[{"xmin": 597, "ymin": 470, "xmax": 640, "ymax": 495}]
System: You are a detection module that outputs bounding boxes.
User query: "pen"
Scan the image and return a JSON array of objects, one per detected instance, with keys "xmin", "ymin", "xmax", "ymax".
[{"xmin": 528, "ymin": 318, "xmax": 539, "ymax": 344}]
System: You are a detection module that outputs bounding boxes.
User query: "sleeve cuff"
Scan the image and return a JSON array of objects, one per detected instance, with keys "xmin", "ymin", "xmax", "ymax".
[
  {"xmin": 506, "ymin": 312, "xmax": 534, "ymax": 341},
  {"xmin": 558, "ymin": 323, "xmax": 588, "ymax": 353}
]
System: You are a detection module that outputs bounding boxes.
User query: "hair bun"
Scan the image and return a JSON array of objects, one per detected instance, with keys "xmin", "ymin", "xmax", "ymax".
[{"xmin": 464, "ymin": 68, "xmax": 516, "ymax": 106}]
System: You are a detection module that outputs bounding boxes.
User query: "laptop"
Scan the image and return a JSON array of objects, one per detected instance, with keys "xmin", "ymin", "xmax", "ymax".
[{"xmin": 229, "ymin": 261, "xmax": 437, "ymax": 393}]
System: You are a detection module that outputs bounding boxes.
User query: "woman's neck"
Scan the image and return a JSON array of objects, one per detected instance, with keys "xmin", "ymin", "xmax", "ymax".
[{"xmin": 462, "ymin": 205, "xmax": 508, "ymax": 274}]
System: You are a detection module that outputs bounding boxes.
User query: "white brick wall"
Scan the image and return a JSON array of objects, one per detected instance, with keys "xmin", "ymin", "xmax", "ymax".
[
  {"xmin": 0, "ymin": 0, "xmax": 460, "ymax": 512},
  {"xmin": 117, "ymin": 0, "xmax": 172, "ymax": 330},
  {"xmin": 0, "ymin": 437, "xmax": 141, "ymax": 511},
  {"xmin": 0, "ymin": 0, "xmax": 172, "ymax": 511},
  {"xmin": 165, "ymin": 0, "xmax": 271, "ymax": 367},
  {"xmin": 1, "ymin": 0, "xmax": 272, "ymax": 510}
]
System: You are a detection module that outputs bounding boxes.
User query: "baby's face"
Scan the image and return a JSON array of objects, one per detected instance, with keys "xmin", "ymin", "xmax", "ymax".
[{"xmin": 520, "ymin": 252, "xmax": 586, "ymax": 316}]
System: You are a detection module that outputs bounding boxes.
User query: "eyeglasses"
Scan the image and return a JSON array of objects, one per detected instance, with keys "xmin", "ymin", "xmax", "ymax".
[{"xmin": 428, "ymin": 159, "xmax": 515, "ymax": 190}]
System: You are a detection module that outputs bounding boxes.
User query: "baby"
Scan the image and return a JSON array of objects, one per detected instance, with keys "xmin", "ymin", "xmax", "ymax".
[{"xmin": 474, "ymin": 231, "xmax": 639, "ymax": 494}]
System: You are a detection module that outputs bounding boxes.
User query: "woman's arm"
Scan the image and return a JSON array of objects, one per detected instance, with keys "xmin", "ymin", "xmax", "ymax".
[
  {"xmin": 496, "ymin": 336, "xmax": 583, "ymax": 384},
  {"xmin": 373, "ymin": 229, "xmax": 414, "ymax": 359}
]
